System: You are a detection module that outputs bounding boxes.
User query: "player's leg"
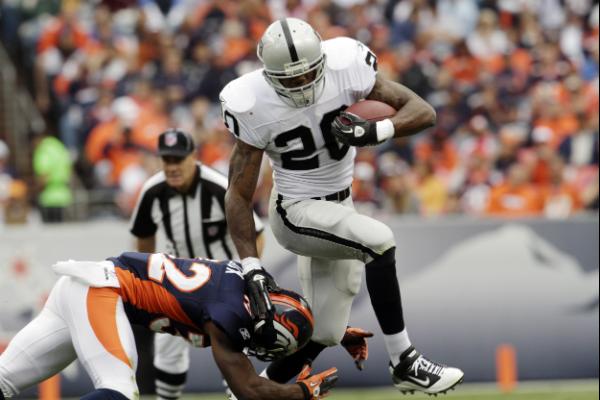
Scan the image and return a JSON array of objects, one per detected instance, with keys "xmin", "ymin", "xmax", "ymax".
[
  {"xmin": 58, "ymin": 278, "xmax": 139, "ymax": 399},
  {"xmin": 153, "ymin": 334, "xmax": 190, "ymax": 400},
  {"xmin": 266, "ymin": 255, "xmax": 363, "ymax": 382},
  {"xmin": 270, "ymin": 193, "xmax": 464, "ymax": 393},
  {"xmin": 299, "ymin": 255, "xmax": 363, "ymax": 346},
  {"xmin": 0, "ymin": 277, "xmax": 77, "ymax": 398},
  {"xmin": 271, "ymin": 194, "xmax": 408, "ymax": 352}
]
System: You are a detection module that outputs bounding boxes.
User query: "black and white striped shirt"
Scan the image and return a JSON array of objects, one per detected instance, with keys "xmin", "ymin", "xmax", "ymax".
[{"xmin": 130, "ymin": 162, "xmax": 264, "ymax": 260}]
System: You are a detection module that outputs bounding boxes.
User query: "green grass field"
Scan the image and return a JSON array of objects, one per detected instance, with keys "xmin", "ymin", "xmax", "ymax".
[{"xmin": 167, "ymin": 380, "xmax": 599, "ymax": 400}]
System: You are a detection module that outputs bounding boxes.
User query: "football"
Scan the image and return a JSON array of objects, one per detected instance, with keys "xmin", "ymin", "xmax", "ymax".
[{"xmin": 345, "ymin": 100, "xmax": 396, "ymax": 122}]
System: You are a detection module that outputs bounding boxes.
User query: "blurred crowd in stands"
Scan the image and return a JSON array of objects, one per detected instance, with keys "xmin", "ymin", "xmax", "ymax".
[{"xmin": 0, "ymin": 0, "xmax": 598, "ymax": 223}]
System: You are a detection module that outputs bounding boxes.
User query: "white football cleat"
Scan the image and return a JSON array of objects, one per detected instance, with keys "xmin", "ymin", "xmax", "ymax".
[{"xmin": 389, "ymin": 346, "xmax": 464, "ymax": 395}]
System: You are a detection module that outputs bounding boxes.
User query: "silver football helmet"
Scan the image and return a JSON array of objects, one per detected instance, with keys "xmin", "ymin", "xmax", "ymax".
[{"xmin": 257, "ymin": 18, "xmax": 326, "ymax": 108}]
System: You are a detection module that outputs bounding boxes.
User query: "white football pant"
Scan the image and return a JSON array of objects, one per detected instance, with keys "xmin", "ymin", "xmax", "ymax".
[
  {"xmin": 0, "ymin": 276, "xmax": 138, "ymax": 399},
  {"xmin": 268, "ymin": 189, "xmax": 395, "ymax": 346}
]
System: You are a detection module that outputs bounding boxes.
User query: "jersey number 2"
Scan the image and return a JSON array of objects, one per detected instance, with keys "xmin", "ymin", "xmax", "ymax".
[{"xmin": 148, "ymin": 253, "xmax": 211, "ymax": 292}]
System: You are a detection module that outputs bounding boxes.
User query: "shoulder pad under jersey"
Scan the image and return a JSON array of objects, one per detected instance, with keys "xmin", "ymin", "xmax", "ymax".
[
  {"xmin": 323, "ymin": 37, "xmax": 372, "ymax": 72},
  {"xmin": 219, "ymin": 72, "xmax": 259, "ymax": 115}
]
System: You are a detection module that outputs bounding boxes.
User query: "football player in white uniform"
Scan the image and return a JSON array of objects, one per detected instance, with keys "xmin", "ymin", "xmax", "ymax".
[{"xmin": 220, "ymin": 18, "xmax": 464, "ymax": 395}]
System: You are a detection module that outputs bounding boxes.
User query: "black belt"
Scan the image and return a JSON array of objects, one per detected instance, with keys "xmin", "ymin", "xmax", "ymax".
[{"xmin": 312, "ymin": 187, "xmax": 351, "ymax": 202}]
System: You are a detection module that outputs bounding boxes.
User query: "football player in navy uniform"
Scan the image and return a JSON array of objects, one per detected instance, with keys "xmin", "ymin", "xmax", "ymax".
[
  {"xmin": 0, "ymin": 252, "xmax": 336, "ymax": 400},
  {"xmin": 220, "ymin": 18, "xmax": 464, "ymax": 395}
]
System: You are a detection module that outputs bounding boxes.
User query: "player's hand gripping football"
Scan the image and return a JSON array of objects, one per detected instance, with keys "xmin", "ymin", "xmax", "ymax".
[
  {"xmin": 244, "ymin": 267, "xmax": 279, "ymax": 345},
  {"xmin": 340, "ymin": 326, "xmax": 374, "ymax": 370},
  {"xmin": 296, "ymin": 365, "xmax": 338, "ymax": 399},
  {"xmin": 331, "ymin": 112, "xmax": 380, "ymax": 146}
]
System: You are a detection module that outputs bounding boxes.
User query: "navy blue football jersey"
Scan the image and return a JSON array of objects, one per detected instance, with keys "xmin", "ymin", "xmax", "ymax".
[{"xmin": 108, "ymin": 252, "xmax": 253, "ymax": 350}]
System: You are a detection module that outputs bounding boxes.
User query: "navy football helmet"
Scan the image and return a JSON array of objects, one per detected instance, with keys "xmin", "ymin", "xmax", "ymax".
[{"xmin": 247, "ymin": 289, "xmax": 314, "ymax": 361}]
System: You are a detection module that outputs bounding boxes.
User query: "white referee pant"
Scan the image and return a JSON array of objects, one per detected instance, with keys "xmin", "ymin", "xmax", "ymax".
[
  {"xmin": 268, "ymin": 188, "xmax": 395, "ymax": 346},
  {"xmin": 154, "ymin": 334, "xmax": 190, "ymax": 374},
  {"xmin": 0, "ymin": 276, "xmax": 138, "ymax": 399}
]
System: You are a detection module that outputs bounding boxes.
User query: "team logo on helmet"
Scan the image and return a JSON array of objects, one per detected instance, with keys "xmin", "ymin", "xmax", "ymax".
[
  {"xmin": 274, "ymin": 313, "xmax": 299, "ymax": 339},
  {"xmin": 247, "ymin": 289, "xmax": 314, "ymax": 361}
]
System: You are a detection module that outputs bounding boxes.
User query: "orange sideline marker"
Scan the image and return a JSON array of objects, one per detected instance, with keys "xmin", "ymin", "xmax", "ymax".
[
  {"xmin": 39, "ymin": 374, "xmax": 60, "ymax": 400},
  {"xmin": 496, "ymin": 344, "xmax": 518, "ymax": 393}
]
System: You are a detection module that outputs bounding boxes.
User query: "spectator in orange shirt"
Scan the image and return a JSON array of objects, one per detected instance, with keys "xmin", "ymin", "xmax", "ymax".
[
  {"xmin": 85, "ymin": 97, "xmax": 149, "ymax": 187},
  {"xmin": 220, "ymin": 18, "xmax": 253, "ymax": 66},
  {"xmin": 130, "ymin": 89, "xmax": 170, "ymax": 151},
  {"xmin": 414, "ymin": 129, "xmax": 459, "ymax": 175},
  {"xmin": 526, "ymin": 126, "xmax": 558, "ymax": 185},
  {"xmin": 532, "ymin": 98, "xmax": 580, "ymax": 148},
  {"xmin": 540, "ymin": 156, "xmax": 581, "ymax": 218},
  {"xmin": 485, "ymin": 162, "xmax": 543, "ymax": 217},
  {"xmin": 36, "ymin": 0, "xmax": 89, "ymax": 55},
  {"xmin": 441, "ymin": 39, "xmax": 481, "ymax": 87},
  {"xmin": 413, "ymin": 159, "xmax": 449, "ymax": 216},
  {"xmin": 556, "ymin": 74, "xmax": 596, "ymax": 117}
]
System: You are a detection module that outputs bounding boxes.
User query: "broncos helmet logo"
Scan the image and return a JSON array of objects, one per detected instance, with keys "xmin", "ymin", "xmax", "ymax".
[
  {"xmin": 274, "ymin": 313, "xmax": 299, "ymax": 339},
  {"xmin": 247, "ymin": 289, "xmax": 314, "ymax": 361}
]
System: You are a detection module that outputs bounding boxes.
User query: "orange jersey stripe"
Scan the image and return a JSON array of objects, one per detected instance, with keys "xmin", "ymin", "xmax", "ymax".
[
  {"xmin": 87, "ymin": 287, "xmax": 131, "ymax": 368},
  {"xmin": 270, "ymin": 294, "xmax": 314, "ymax": 327},
  {"xmin": 115, "ymin": 268, "xmax": 198, "ymax": 329}
]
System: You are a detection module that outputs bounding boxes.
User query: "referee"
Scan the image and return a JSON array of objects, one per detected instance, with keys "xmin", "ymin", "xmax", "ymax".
[{"xmin": 129, "ymin": 129, "xmax": 264, "ymax": 399}]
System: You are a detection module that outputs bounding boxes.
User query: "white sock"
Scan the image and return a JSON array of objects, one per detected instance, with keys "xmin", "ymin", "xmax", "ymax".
[
  {"xmin": 384, "ymin": 329, "xmax": 412, "ymax": 366},
  {"xmin": 259, "ymin": 368, "xmax": 269, "ymax": 378}
]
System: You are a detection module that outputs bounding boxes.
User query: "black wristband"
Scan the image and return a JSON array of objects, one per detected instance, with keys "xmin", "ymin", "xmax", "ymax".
[{"xmin": 297, "ymin": 382, "xmax": 312, "ymax": 400}]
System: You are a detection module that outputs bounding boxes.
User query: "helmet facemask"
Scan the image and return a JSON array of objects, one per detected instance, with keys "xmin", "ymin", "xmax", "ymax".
[{"xmin": 262, "ymin": 54, "xmax": 326, "ymax": 108}]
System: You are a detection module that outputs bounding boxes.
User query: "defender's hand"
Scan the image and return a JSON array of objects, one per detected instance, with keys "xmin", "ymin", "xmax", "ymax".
[
  {"xmin": 331, "ymin": 112, "xmax": 379, "ymax": 146},
  {"xmin": 244, "ymin": 268, "xmax": 279, "ymax": 345},
  {"xmin": 245, "ymin": 268, "xmax": 278, "ymax": 319},
  {"xmin": 297, "ymin": 365, "xmax": 338, "ymax": 399},
  {"xmin": 341, "ymin": 327, "xmax": 374, "ymax": 370}
]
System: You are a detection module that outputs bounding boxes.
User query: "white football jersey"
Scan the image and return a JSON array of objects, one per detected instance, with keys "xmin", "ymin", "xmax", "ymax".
[{"xmin": 220, "ymin": 37, "xmax": 378, "ymax": 199}]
